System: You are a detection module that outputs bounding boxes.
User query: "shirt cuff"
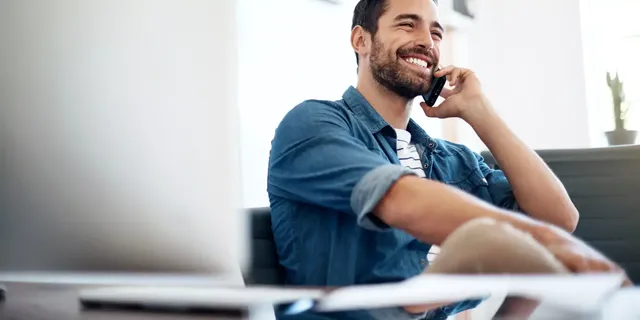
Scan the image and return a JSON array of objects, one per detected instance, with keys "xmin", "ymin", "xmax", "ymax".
[{"xmin": 350, "ymin": 164, "xmax": 418, "ymax": 232}]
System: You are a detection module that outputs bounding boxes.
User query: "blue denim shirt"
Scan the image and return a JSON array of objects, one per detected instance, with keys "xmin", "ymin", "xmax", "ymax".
[{"xmin": 267, "ymin": 86, "xmax": 517, "ymax": 320}]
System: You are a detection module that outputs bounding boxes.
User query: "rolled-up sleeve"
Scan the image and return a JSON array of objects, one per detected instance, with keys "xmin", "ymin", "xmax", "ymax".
[
  {"xmin": 474, "ymin": 152, "xmax": 520, "ymax": 212},
  {"xmin": 267, "ymin": 101, "xmax": 416, "ymax": 231}
]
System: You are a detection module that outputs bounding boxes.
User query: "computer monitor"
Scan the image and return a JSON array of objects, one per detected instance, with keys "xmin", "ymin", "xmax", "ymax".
[{"xmin": 0, "ymin": 0, "xmax": 247, "ymax": 282}]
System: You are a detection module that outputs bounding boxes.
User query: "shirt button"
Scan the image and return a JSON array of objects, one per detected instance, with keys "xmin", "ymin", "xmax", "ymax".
[
  {"xmin": 428, "ymin": 142, "xmax": 435, "ymax": 148},
  {"xmin": 423, "ymin": 163, "xmax": 429, "ymax": 168},
  {"xmin": 420, "ymin": 259, "xmax": 426, "ymax": 266}
]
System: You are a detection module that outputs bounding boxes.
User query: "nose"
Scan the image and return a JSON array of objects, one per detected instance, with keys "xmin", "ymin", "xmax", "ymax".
[{"xmin": 414, "ymin": 34, "xmax": 434, "ymax": 51}]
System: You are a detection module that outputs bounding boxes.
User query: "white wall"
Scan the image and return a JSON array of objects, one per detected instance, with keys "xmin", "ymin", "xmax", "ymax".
[
  {"xmin": 237, "ymin": 0, "xmax": 444, "ymax": 207},
  {"xmin": 238, "ymin": 0, "xmax": 355, "ymax": 208},
  {"xmin": 458, "ymin": 0, "xmax": 591, "ymax": 152}
]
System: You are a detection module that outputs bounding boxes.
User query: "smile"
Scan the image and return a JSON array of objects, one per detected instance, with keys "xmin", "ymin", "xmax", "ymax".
[
  {"xmin": 404, "ymin": 57, "xmax": 429, "ymax": 69},
  {"xmin": 398, "ymin": 54, "xmax": 433, "ymax": 76}
]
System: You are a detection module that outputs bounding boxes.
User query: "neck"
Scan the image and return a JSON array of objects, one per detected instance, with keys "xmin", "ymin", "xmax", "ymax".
[{"xmin": 356, "ymin": 71, "xmax": 413, "ymax": 130}]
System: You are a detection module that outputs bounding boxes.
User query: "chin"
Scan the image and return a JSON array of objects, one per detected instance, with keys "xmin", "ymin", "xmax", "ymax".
[{"xmin": 405, "ymin": 76, "xmax": 431, "ymax": 94}]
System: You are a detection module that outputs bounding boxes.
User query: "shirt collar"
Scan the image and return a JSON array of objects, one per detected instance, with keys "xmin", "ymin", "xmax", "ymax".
[
  {"xmin": 342, "ymin": 86, "xmax": 389, "ymax": 134},
  {"xmin": 342, "ymin": 86, "xmax": 436, "ymax": 147}
]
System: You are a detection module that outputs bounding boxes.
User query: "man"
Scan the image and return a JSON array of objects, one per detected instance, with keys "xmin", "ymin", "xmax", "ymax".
[{"xmin": 267, "ymin": 0, "xmax": 630, "ymax": 319}]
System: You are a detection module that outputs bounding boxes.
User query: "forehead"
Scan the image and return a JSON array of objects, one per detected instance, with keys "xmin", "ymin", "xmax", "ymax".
[{"xmin": 380, "ymin": 0, "xmax": 439, "ymax": 24}]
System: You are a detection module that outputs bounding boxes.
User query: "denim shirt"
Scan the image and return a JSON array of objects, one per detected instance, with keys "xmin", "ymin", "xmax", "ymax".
[{"xmin": 267, "ymin": 86, "xmax": 517, "ymax": 320}]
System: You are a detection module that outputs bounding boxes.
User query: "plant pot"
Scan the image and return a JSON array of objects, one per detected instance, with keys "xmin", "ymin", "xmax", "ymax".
[{"xmin": 605, "ymin": 129, "xmax": 638, "ymax": 146}]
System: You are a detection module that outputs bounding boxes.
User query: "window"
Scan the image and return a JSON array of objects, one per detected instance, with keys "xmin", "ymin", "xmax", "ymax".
[{"xmin": 580, "ymin": 0, "xmax": 640, "ymax": 146}]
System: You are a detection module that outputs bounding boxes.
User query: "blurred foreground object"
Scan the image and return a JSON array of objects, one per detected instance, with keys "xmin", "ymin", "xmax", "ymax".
[{"xmin": 0, "ymin": 0, "xmax": 246, "ymax": 279}]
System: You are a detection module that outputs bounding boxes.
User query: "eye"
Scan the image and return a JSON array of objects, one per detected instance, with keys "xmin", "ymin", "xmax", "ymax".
[
  {"xmin": 432, "ymin": 32, "xmax": 443, "ymax": 40},
  {"xmin": 399, "ymin": 22, "xmax": 414, "ymax": 28}
]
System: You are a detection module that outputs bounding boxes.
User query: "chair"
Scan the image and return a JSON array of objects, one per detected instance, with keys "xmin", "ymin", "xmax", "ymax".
[
  {"xmin": 481, "ymin": 145, "xmax": 640, "ymax": 284},
  {"xmin": 245, "ymin": 207, "xmax": 286, "ymax": 285}
]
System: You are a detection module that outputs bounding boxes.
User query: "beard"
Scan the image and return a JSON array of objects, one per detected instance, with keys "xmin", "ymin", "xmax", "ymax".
[{"xmin": 369, "ymin": 37, "xmax": 437, "ymax": 100}]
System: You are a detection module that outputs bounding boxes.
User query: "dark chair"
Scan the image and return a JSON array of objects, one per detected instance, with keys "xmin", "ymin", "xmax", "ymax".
[
  {"xmin": 245, "ymin": 207, "xmax": 286, "ymax": 285},
  {"xmin": 481, "ymin": 145, "xmax": 640, "ymax": 284}
]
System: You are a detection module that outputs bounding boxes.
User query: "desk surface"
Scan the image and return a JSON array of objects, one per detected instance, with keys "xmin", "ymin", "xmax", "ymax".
[{"xmin": 0, "ymin": 283, "xmax": 248, "ymax": 320}]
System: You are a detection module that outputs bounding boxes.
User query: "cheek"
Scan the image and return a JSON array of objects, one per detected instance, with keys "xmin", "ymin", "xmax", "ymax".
[{"xmin": 433, "ymin": 46, "xmax": 441, "ymax": 62}]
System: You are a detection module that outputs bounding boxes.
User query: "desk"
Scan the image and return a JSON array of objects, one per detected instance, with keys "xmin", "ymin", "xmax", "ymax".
[{"xmin": 0, "ymin": 283, "xmax": 250, "ymax": 320}]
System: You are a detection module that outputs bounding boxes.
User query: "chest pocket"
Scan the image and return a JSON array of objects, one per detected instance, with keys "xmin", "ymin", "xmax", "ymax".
[
  {"xmin": 365, "ymin": 132, "xmax": 401, "ymax": 164},
  {"xmin": 434, "ymin": 150, "xmax": 489, "ymax": 195},
  {"xmin": 448, "ymin": 169, "xmax": 488, "ymax": 193}
]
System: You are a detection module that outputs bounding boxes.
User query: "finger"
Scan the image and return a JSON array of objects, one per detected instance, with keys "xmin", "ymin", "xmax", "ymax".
[
  {"xmin": 460, "ymin": 68, "xmax": 475, "ymax": 81},
  {"xmin": 571, "ymin": 254, "xmax": 592, "ymax": 273},
  {"xmin": 587, "ymin": 259, "xmax": 618, "ymax": 273},
  {"xmin": 420, "ymin": 102, "xmax": 449, "ymax": 118},
  {"xmin": 440, "ymin": 87, "xmax": 454, "ymax": 99},
  {"xmin": 434, "ymin": 65, "xmax": 455, "ymax": 78},
  {"xmin": 610, "ymin": 264, "xmax": 633, "ymax": 286},
  {"xmin": 419, "ymin": 102, "xmax": 439, "ymax": 118},
  {"xmin": 574, "ymin": 256, "xmax": 621, "ymax": 275},
  {"xmin": 450, "ymin": 68, "xmax": 462, "ymax": 87},
  {"xmin": 545, "ymin": 246, "xmax": 589, "ymax": 273}
]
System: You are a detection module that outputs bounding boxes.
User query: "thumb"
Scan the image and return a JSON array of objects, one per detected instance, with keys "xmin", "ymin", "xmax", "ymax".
[
  {"xmin": 420, "ymin": 102, "xmax": 441, "ymax": 118},
  {"xmin": 420, "ymin": 99, "xmax": 454, "ymax": 119}
]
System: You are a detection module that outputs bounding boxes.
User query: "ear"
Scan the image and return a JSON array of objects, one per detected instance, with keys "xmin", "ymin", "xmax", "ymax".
[{"xmin": 351, "ymin": 26, "xmax": 370, "ymax": 62}]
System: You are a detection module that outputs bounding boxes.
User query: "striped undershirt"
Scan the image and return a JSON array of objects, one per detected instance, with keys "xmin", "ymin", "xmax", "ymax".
[
  {"xmin": 395, "ymin": 129, "xmax": 442, "ymax": 261},
  {"xmin": 394, "ymin": 128, "xmax": 426, "ymax": 178}
]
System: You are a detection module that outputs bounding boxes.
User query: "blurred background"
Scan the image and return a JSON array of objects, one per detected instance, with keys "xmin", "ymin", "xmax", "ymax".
[{"xmin": 239, "ymin": 0, "xmax": 640, "ymax": 208}]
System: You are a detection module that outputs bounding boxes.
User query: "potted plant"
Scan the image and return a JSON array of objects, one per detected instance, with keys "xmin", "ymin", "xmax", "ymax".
[{"xmin": 605, "ymin": 71, "xmax": 637, "ymax": 146}]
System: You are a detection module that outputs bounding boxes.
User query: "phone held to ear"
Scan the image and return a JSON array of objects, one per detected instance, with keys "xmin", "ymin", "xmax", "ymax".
[{"xmin": 422, "ymin": 71, "xmax": 446, "ymax": 107}]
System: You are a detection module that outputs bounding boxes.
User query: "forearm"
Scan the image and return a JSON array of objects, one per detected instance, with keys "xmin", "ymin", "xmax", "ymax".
[
  {"xmin": 464, "ymin": 98, "xmax": 579, "ymax": 232},
  {"xmin": 375, "ymin": 175, "xmax": 549, "ymax": 246}
]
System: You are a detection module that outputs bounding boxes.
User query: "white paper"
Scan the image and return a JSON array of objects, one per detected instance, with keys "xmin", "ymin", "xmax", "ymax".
[
  {"xmin": 314, "ymin": 274, "xmax": 625, "ymax": 313},
  {"xmin": 600, "ymin": 287, "xmax": 640, "ymax": 319}
]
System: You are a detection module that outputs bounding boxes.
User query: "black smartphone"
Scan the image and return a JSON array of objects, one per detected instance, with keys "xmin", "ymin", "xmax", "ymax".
[{"xmin": 421, "ymin": 71, "xmax": 446, "ymax": 107}]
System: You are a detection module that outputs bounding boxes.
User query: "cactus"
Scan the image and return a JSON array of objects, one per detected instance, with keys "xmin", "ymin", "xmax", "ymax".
[{"xmin": 607, "ymin": 71, "xmax": 628, "ymax": 130}]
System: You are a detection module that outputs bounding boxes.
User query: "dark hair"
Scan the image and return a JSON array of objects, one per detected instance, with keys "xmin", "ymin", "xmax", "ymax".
[
  {"xmin": 351, "ymin": 0, "xmax": 437, "ymax": 66},
  {"xmin": 351, "ymin": 0, "xmax": 390, "ymax": 66}
]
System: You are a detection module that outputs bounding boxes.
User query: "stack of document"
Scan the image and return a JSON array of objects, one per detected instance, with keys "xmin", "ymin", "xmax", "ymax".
[
  {"xmin": 311, "ymin": 273, "xmax": 625, "ymax": 313},
  {"xmin": 76, "ymin": 273, "xmax": 627, "ymax": 318}
]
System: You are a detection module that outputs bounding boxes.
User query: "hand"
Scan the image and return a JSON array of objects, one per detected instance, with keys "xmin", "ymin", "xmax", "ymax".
[
  {"xmin": 420, "ymin": 65, "xmax": 489, "ymax": 122},
  {"xmin": 534, "ymin": 224, "xmax": 633, "ymax": 287}
]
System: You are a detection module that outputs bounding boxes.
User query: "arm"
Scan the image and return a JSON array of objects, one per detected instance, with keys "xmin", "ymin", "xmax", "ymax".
[
  {"xmin": 465, "ymin": 102, "xmax": 578, "ymax": 232},
  {"xmin": 374, "ymin": 175, "xmax": 548, "ymax": 246},
  {"xmin": 421, "ymin": 66, "xmax": 578, "ymax": 233},
  {"xmin": 405, "ymin": 65, "xmax": 627, "ymax": 282}
]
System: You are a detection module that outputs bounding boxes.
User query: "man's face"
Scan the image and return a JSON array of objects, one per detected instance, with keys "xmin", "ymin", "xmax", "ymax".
[{"xmin": 367, "ymin": 0, "xmax": 443, "ymax": 99}]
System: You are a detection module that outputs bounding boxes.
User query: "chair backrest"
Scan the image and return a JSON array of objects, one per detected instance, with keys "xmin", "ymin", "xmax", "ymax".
[
  {"xmin": 245, "ymin": 207, "xmax": 286, "ymax": 285},
  {"xmin": 481, "ymin": 145, "xmax": 640, "ymax": 284}
]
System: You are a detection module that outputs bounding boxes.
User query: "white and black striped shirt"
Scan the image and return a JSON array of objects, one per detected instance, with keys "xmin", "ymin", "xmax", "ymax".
[{"xmin": 394, "ymin": 129, "xmax": 426, "ymax": 178}]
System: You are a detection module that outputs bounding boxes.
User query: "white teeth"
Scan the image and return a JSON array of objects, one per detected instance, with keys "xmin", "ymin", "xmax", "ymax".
[{"xmin": 405, "ymin": 57, "xmax": 428, "ymax": 68}]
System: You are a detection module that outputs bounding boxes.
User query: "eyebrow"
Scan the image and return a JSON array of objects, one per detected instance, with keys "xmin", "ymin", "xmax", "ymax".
[
  {"xmin": 394, "ymin": 14, "xmax": 445, "ymax": 32},
  {"xmin": 432, "ymin": 21, "xmax": 444, "ymax": 32},
  {"xmin": 394, "ymin": 13, "xmax": 422, "ymax": 22}
]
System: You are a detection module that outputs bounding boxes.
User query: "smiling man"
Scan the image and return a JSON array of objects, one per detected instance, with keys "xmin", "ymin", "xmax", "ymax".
[{"xmin": 268, "ymin": 0, "xmax": 629, "ymax": 319}]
